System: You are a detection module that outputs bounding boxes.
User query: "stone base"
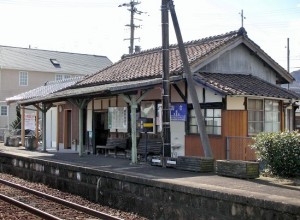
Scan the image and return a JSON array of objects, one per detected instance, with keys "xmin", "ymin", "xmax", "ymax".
[
  {"xmin": 176, "ymin": 156, "xmax": 214, "ymax": 172},
  {"xmin": 216, "ymin": 160, "xmax": 259, "ymax": 179}
]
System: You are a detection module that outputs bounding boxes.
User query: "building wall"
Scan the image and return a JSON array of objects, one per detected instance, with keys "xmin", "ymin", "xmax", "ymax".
[
  {"xmin": 170, "ymin": 81, "xmax": 186, "ymax": 157},
  {"xmin": 226, "ymin": 96, "xmax": 245, "ymax": 110},
  {"xmin": 0, "ymin": 68, "xmax": 78, "ymax": 129},
  {"xmin": 200, "ymin": 45, "xmax": 277, "ymax": 84},
  {"xmin": 185, "ymin": 110, "xmax": 254, "ymax": 160},
  {"xmin": 46, "ymin": 107, "xmax": 57, "ymax": 148}
]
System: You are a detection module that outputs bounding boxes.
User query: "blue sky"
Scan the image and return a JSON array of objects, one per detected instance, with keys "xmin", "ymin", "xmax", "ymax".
[{"xmin": 0, "ymin": 0, "xmax": 299, "ymax": 72}]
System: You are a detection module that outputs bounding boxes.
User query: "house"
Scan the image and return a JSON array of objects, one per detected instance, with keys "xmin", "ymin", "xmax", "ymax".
[
  {"xmin": 0, "ymin": 45, "xmax": 112, "ymax": 141},
  {"xmin": 15, "ymin": 28, "xmax": 300, "ymax": 160}
]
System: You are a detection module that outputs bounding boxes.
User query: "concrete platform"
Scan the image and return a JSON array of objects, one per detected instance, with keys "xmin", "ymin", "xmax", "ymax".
[{"xmin": 0, "ymin": 144, "xmax": 299, "ymax": 219}]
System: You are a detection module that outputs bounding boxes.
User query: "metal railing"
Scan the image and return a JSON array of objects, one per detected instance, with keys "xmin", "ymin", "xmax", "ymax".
[{"xmin": 226, "ymin": 136, "xmax": 256, "ymax": 161}]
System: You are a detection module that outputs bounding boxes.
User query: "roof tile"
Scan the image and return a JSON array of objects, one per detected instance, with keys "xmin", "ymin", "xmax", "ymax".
[
  {"xmin": 194, "ymin": 73, "xmax": 299, "ymax": 99},
  {"xmin": 76, "ymin": 29, "xmax": 242, "ymax": 86}
]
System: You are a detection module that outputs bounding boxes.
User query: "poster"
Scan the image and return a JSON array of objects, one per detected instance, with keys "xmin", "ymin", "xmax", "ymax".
[
  {"xmin": 25, "ymin": 113, "xmax": 36, "ymax": 130},
  {"xmin": 108, "ymin": 107, "xmax": 128, "ymax": 130}
]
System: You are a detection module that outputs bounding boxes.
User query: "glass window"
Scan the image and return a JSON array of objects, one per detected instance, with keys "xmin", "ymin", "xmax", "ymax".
[
  {"xmin": 19, "ymin": 71, "xmax": 28, "ymax": 86},
  {"xmin": 0, "ymin": 106, "xmax": 8, "ymax": 116},
  {"xmin": 248, "ymin": 99, "xmax": 264, "ymax": 135},
  {"xmin": 264, "ymin": 99, "xmax": 280, "ymax": 132},
  {"xmin": 189, "ymin": 108, "xmax": 221, "ymax": 135},
  {"xmin": 248, "ymin": 99, "xmax": 281, "ymax": 135},
  {"xmin": 55, "ymin": 74, "xmax": 71, "ymax": 81}
]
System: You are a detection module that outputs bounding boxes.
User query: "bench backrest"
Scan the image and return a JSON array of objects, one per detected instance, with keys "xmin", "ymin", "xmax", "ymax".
[
  {"xmin": 106, "ymin": 138, "xmax": 127, "ymax": 149},
  {"xmin": 137, "ymin": 138, "xmax": 162, "ymax": 155}
]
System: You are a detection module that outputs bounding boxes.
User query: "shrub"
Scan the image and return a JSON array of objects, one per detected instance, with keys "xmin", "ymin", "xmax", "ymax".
[{"xmin": 252, "ymin": 131, "xmax": 300, "ymax": 177}]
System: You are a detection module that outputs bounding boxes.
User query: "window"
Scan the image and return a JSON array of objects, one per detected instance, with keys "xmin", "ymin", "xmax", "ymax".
[
  {"xmin": 19, "ymin": 71, "xmax": 28, "ymax": 86},
  {"xmin": 0, "ymin": 106, "xmax": 8, "ymax": 116},
  {"xmin": 50, "ymin": 58, "xmax": 60, "ymax": 67},
  {"xmin": 248, "ymin": 99, "xmax": 264, "ymax": 135},
  {"xmin": 55, "ymin": 74, "xmax": 71, "ymax": 81},
  {"xmin": 264, "ymin": 100, "xmax": 280, "ymax": 132},
  {"xmin": 189, "ymin": 108, "xmax": 222, "ymax": 135},
  {"xmin": 248, "ymin": 99, "xmax": 281, "ymax": 135}
]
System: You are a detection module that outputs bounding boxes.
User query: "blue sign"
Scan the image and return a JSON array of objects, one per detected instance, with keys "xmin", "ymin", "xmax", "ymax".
[{"xmin": 170, "ymin": 103, "xmax": 187, "ymax": 121}]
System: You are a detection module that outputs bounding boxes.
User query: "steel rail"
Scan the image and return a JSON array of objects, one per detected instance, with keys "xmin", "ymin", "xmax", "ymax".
[
  {"xmin": 0, "ymin": 178, "xmax": 122, "ymax": 220},
  {"xmin": 0, "ymin": 192, "xmax": 62, "ymax": 220}
]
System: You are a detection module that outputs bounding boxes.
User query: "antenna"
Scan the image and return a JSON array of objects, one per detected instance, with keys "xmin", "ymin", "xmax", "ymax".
[
  {"xmin": 119, "ymin": 0, "xmax": 146, "ymax": 54},
  {"xmin": 239, "ymin": 9, "xmax": 246, "ymax": 28}
]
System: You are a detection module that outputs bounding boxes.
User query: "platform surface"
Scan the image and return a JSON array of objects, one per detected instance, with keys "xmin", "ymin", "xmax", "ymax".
[{"xmin": 0, "ymin": 144, "xmax": 299, "ymax": 208}]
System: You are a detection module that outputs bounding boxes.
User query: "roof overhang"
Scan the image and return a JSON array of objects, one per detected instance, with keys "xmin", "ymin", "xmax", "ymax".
[{"xmin": 19, "ymin": 76, "xmax": 183, "ymax": 106}]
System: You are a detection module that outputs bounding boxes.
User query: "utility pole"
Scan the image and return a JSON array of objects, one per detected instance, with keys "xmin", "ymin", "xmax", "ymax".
[
  {"xmin": 161, "ymin": 0, "xmax": 171, "ymax": 157},
  {"xmin": 165, "ymin": 0, "xmax": 213, "ymax": 158},
  {"xmin": 240, "ymin": 9, "xmax": 246, "ymax": 28},
  {"xmin": 119, "ymin": 0, "xmax": 144, "ymax": 54},
  {"xmin": 287, "ymin": 38, "xmax": 290, "ymax": 73},
  {"xmin": 287, "ymin": 38, "xmax": 290, "ymax": 90}
]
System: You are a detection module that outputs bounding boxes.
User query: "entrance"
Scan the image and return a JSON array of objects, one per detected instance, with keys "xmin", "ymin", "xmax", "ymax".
[
  {"xmin": 63, "ymin": 110, "xmax": 72, "ymax": 149},
  {"xmin": 94, "ymin": 112, "xmax": 108, "ymax": 146}
]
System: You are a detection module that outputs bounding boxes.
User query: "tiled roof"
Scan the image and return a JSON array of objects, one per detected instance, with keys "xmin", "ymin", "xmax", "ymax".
[
  {"xmin": 19, "ymin": 77, "xmax": 182, "ymax": 105},
  {"xmin": 76, "ymin": 29, "xmax": 245, "ymax": 87},
  {"xmin": 194, "ymin": 73, "xmax": 300, "ymax": 100},
  {"xmin": 0, "ymin": 46, "xmax": 112, "ymax": 75},
  {"xmin": 6, "ymin": 77, "xmax": 83, "ymax": 104}
]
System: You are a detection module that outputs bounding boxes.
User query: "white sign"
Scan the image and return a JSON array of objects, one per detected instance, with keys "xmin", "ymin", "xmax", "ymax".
[
  {"xmin": 108, "ymin": 107, "xmax": 128, "ymax": 130},
  {"xmin": 25, "ymin": 113, "xmax": 35, "ymax": 130}
]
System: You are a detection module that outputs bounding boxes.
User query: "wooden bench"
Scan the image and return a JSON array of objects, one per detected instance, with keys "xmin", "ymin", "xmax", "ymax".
[
  {"xmin": 96, "ymin": 138, "xmax": 127, "ymax": 157},
  {"xmin": 137, "ymin": 137, "xmax": 163, "ymax": 159}
]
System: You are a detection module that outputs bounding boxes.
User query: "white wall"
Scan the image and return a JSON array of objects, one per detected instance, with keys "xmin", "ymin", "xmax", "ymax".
[
  {"xmin": 46, "ymin": 107, "xmax": 57, "ymax": 148},
  {"xmin": 187, "ymin": 86, "xmax": 222, "ymax": 103},
  {"xmin": 227, "ymin": 96, "xmax": 245, "ymax": 110}
]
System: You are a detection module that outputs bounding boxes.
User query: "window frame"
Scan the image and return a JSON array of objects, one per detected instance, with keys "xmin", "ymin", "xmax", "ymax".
[
  {"xmin": 247, "ymin": 98, "xmax": 281, "ymax": 135},
  {"xmin": 55, "ymin": 74, "xmax": 71, "ymax": 81},
  {"xmin": 19, "ymin": 71, "xmax": 28, "ymax": 86},
  {"xmin": 188, "ymin": 107, "xmax": 222, "ymax": 135},
  {"xmin": 0, "ymin": 106, "xmax": 8, "ymax": 116}
]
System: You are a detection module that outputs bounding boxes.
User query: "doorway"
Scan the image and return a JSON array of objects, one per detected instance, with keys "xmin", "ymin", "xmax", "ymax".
[
  {"xmin": 63, "ymin": 110, "xmax": 72, "ymax": 149},
  {"xmin": 94, "ymin": 111, "xmax": 108, "ymax": 146}
]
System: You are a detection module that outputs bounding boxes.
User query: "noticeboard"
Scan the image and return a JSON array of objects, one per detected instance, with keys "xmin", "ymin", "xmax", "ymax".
[{"xmin": 108, "ymin": 107, "xmax": 128, "ymax": 130}]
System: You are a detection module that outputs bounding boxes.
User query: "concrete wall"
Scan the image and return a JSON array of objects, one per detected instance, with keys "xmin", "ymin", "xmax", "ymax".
[
  {"xmin": 0, "ymin": 154, "xmax": 298, "ymax": 220},
  {"xmin": 200, "ymin": 45, "xmax": 277, "ymax": 84}
]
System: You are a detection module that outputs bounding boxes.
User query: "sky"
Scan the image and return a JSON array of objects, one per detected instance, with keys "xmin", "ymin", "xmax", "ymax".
[{"xmin": 0, "ymin": 0, "xmax": 299, "ymax": 72}]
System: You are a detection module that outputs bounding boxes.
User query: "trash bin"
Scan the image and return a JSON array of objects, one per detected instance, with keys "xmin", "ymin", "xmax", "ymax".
[{"xmin": 25, "ymin": 136, "xmax": 37, "ymax": 150}]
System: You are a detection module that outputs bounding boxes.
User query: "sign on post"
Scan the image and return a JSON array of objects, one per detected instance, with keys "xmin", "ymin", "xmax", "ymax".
[{"xmin": 170, "ymin": 103, "xmax": 187, "ymax": 121}]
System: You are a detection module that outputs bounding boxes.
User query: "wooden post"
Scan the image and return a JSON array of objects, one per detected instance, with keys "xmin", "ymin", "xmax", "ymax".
[{"xmin": 21, "ymin": 106, "xmax": 25, "ymax": 147}]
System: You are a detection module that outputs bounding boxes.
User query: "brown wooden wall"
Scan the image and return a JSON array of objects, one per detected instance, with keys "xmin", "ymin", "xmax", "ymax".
[
  {"xmin": 57, "ymin": 103, "xmax": 79, "ymax": 147},
  {"xmin": 222, "ymin": 110, "xmax": 248, "ymax": 137},
  {"xmin": 185, "ymin": 110, "xmax": 256, "ymax": 160}
]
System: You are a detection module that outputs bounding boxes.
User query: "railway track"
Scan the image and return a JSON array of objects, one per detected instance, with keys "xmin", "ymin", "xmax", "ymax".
[{"xmin": 0, "ymin": 178, "xmax": 122, "ymax": 220}]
